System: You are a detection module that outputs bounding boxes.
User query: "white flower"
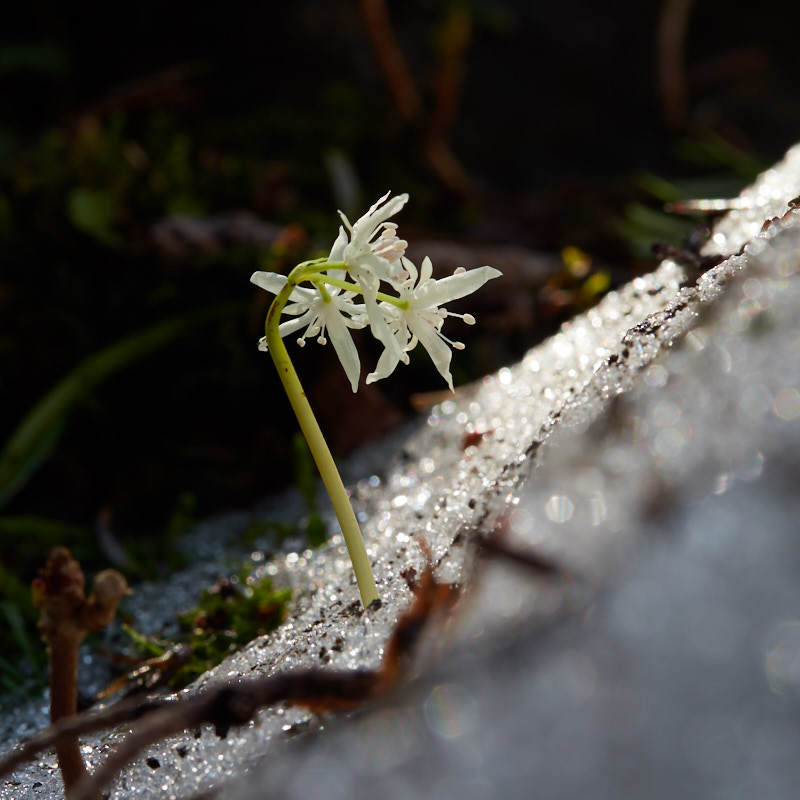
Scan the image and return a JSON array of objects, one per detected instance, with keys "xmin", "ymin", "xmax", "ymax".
[
  {"xmin": 331, "ymin": 192, "xmax": 409, "ymax": 284},
  {"xmin": 252, "ymin": 192, "xmax": 502, "ymax": 395},
  {"xmin": 366, "ymin": 257, "xmax": 502, "ymax": 390},
  {"xmin": 330, "ymin": 192, "xmax": 410, "ymax": 366},
  {"xmin": 250, "ymin": 271, "xmax": 366, "ymax": 392}
]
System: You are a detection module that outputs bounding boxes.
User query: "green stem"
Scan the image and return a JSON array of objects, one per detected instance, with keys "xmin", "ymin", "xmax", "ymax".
[
  {"xmin": 309, "ymin": 275, "xmax": 410, "ymax": 309},
  {"xmin": 265, "ymin": 263, "xmax": 378, "ymax": 607}
]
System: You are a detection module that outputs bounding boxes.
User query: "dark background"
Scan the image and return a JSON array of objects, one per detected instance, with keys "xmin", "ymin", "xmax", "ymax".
[{"xmin": 1, "ymin": 0, "xmax": 798, "ymax": 665}]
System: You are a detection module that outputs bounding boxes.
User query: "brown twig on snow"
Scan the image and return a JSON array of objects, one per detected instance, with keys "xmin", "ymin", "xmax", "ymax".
[
  {"xmin": 474, "ymin": 514, "xmax": 572, "ymax": 580},
  {"xmin": 0, "ymin": 695, "xmax": 163, "ymax": 783},
  {"xmin": 3, "ymin": 548, "xmax": 457, "ymax": 799},
  {"xmin": 31, "ymin": 547, "xmax": 129, "ymax": 797},
  {"xmin": 68, "ymin": 670, "xmax": 381, "ymax": 800},
  {"xmin": 379, "ymin": 542, "xmax": 459, "ymax": 688},
  {"xmin": 70, "ymin": 552, "xmax": 455, "ymax": 800},
  {"xmin": 477, "ymin": 534, "xmax": 569, "ymax": 579},
  {"xmin": 0, "ymin": 666, "xmax": 380, "ymax": 795}
]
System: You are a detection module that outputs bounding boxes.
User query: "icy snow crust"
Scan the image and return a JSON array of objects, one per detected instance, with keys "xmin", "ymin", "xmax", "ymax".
[{"xmin": 3, "ymin": 142, "xmax": 800, "ymax": 798}]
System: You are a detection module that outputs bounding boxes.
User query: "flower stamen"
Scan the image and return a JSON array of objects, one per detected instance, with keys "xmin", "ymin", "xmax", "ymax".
[
  {"xmin": 443, "ymin": 311, "xmax": 476, "ymax": 325},
  {"xmin": 437, "ymin": 330, "xmax": 465, "ymax": 350}
]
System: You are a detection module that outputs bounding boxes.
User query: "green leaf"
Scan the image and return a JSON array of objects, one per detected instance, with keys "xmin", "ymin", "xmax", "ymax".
[
  {"xmin": 67, "ymin": 187, "xmax": 119, "ymax": 245},
  {"xmin": 0, "ymin": 514, "xmax": 89, "ymax": 543},
  {"xmin": 615, "ymin": 202, "xmax": 695, "ymax": 258},
  {"xmin": 635, "ymin": 171, "xmax": 746, "ymax": 204},
  {"xmin": 305, "ymin": 512, "xmax": 327, "ymax": 547},
  {"xmin": 674, "ymin": 134, "xmax": 766, "ymax": 180},
  {"xmin": 0, "ymin": 305, "xmax": 241, "ymax": 510},
  {"xmin": 0, "ymin": 42, "xmax": 69, "ymax": 76},
  {"xmin": 121, "ymin": 624, "xmax": 168, "ymax": 659}
]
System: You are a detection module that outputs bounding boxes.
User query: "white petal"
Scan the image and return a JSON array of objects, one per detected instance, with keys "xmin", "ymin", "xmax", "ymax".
[
  {"xmin": 366, "ymin": 341, "xmax": 403, "ymax": 384},
  {"xmin": 292, "ymin": 285, "xmax": 321, "ymax": 302},
  {"xmin": 283, "ymin": 301, "xmax": 311, "ymax": 316},
  {"xmin": 368, "ymin": 192, "xmax": 408, "ymax": 227},
  {"xmin": 250, "ymin": 271, "xmax": 288, "ymax": 294},
  {"xmin": 365, "ymin": 190, "xmax": 392, "ymax": 214},
  {"xmin": 402, "ymin": 255, "xmax": 418, "ymax": 285},
  {"xmin": 348, "ymin": 263, "xmax": 379, "ymax": 293},
  {"xmin": 361, "ymin": 283, "xmax": 404, "ymax": 361},
  {"xmin": 358, "ymin": 251, "xmax": 403, "ymax": 283},
  {"xmin": 279, "ymin": 310, "xmax": 313, "ymax": 338},
  {"xmin": 420, "ymin": 255, "xmax": 433, "ymax": 284},
  {"xmin": 338, "ymin": 299, "xmax": 367, "ymax": 317},
  {"xmin": 417, "ymin": 266, "xmax": 501, "ymax": 308},
  {"xmin": 250, "ymin": 271, "xmax": 309, "ymax": 303},
  {"xmin": 337, "ymin": 210, "xmax": 353, "ymax": 233},
  {"xmin": 325, "ymin": 304, "xmax": 361, "ymax": 392},
  {"xmin": 351, "ymin": 193, "xmax": 408, "ymax": 243},
  {"xmin": 328, "ymin": 225, "xmax": 348, "ymax": 264},
  {"xmin": 409, "ymin": 316, "xmax": 454, "ymax": 391}
]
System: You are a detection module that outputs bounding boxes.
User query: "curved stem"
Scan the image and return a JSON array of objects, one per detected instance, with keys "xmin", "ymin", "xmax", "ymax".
[
  {"xmin": 266, "ymin": 263, "xmax": 378, "ymax": 607},
  {"xmin": 309, "ymin": 275, "xmax": 409, "ymax": 309}
]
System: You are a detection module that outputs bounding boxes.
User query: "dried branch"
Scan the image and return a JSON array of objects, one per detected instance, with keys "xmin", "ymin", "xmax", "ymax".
[
  {"xmin": 2, "ymin": 550, "xmax": 456, "ymax": 798},
  {"xmin": 477, "ymin": 534, "xmax": 569, "ymax": 579},
  {"xmin": 358, "ymin": 1, "xmax": 473, "ymax": 194},
  {"xmin": 69, "ymin": 670, "xmax": 380, "ymax": 800},
  {"xmin": 425, "ymin": 6, "xmax": 473, "ymax": 194},
  {"xmin": 76, "ymin": 62, "xmax": 205, "ymax": 122},
  {"xmin": 359, "ymin": 0, "xmax": 422, "ymax": 121},
  {"xmin": 472, "ymin": 513, "xmax": 573, "ymax": 580},
  {"xmin": 379, "ymin": 545, "xmax": 458, "ymax": 688},
  {"xmin": 0, "ymin": 696, "xmax": 161, "ymax": 781},
  {"xmin": 657, "ymin": 0, "xmax": 694, "ymax": 131}
]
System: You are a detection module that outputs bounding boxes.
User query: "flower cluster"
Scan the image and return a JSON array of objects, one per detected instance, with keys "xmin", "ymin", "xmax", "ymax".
[{"xmin": 251, "ymin": 193, "xmax": 501, "ymax": 392}]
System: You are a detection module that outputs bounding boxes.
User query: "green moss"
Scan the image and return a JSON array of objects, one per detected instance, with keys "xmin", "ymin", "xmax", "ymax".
[{"xmin": 123, "ymin": 566, "xmax": 290, "ymax": 689}]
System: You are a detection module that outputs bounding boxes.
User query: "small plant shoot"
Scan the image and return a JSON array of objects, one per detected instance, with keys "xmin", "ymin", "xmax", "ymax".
[{"xmin": 252, "ymin": 193, "xmax": 501, "ymax": 606}]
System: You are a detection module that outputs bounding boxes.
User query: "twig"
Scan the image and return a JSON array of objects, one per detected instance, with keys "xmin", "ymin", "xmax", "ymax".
[
  {"xmin": 76, "ymin": 62, "xmax": 205, "ymax": 122},
  {"xmin": 0, "ymin": 696, "xmax": 162, "ymax": 781},
  {"xmin": 657, "ymin": 0, "xmax": 694, "ymax": 131},
  {"xmin": 358, "ymin": 1, "xmax": 473, "ymax": 193},
  {"xmin": 425, "ymin": 7, "xmax": 473, "ymax": 194},
  {"xmin": 2, "ymin": 548, "xmax": 455, "ymax": 798},
  {"xmin": 477, "ymin": 535, "xmax": 569, "ymax": 579},
  {"xmin": 359, "ymin": 0, "xmax": 421, "ymax": 121},
  {"xmin": 423, "ymin": 140, "xmax": 472, "ymax": 196},
  {"xmin": 69, "ymin": 671, "xmax": 380, "ymax": 800},
  {"xmin": 473, "ymin": 513, "xmax": 572, "ymax": 580},
  {"xmin": 380, "ymin": 542, "xmax": 458, "ymax": 687}
]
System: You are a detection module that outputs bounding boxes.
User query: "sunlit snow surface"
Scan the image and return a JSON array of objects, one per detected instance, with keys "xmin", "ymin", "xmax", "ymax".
[{"xmin": 3, "ymin": 143, "xmax": 800, "ymax": 799}]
